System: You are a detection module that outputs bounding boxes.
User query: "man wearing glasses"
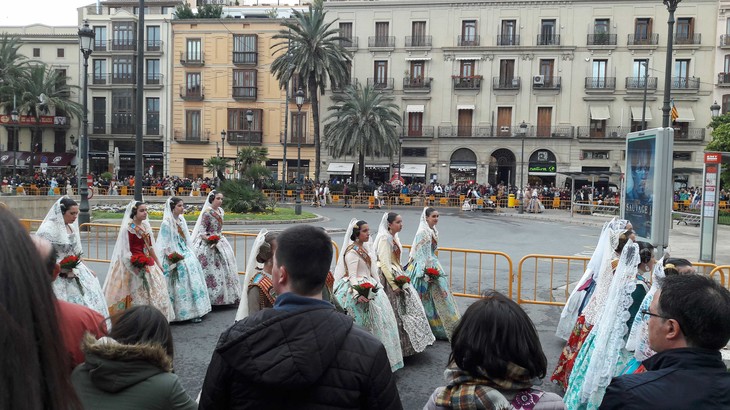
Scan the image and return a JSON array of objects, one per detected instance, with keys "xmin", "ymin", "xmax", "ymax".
[{"xmin": 600, "ymin": 274, "xmax": 730, "ymax": 409}]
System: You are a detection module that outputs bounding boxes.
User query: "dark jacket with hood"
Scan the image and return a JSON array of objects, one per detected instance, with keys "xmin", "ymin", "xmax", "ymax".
[
  {"xmin": 599, "ymin": 347, "xmax": 730, "ymax": 410},
  {"xmin": 198, "ymin": 293, "xmax": 402, "ymax": 410},
  {"xmin": 71, "ymin": 335, "xmax": 197, "ymax": 410}
]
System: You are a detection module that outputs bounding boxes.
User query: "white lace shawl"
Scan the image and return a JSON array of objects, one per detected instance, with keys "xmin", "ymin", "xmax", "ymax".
[
  {"xmin": 374, "ymin": 212, "xmax": 402, "ymax": 258},
  {"xmin": 235, "ymin": 228, "xmax": 268, "ymax": 321},
  {"xmin": 105, "ymin": 201, "xmax": 156, "ymax": 288},
  {"xmin": 191, "ymin": 194, "xmax": 225, "ymax": 241},
  {"xmin": 410, "ymin": 207, "xmax": 437, "ymax": 253},
  {"xmin": 333, "ymin": 218, "xmax": 378, "ymax": 283},
  {"xmin": 625, "ymin": 259, "xmax": 666, "ymax": 361},
  {"xmin": 154, "ymin": 197, "xmax": 191, "ymax": 257},
  {"xmin": 37, "ymin": 196, "xmax": 82, "ymax": 256}
]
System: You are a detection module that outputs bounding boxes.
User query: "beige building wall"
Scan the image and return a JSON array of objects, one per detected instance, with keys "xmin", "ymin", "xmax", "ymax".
[
  {"xmin": 170, "ymin": 18, "xmax": 314, "ymax": 181},
  {"xmin": 714, "ymin": 1, "xmax": 730, "ymax": 115},
  {"xmin": 323, "ymin": 0, "xmax": 717, "ymax": 188}
]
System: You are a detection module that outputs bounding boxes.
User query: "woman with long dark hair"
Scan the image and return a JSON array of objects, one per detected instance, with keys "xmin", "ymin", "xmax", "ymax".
[
  {"xmin": 72, "ymin": 305, "xmax": 197, "ymax": 409},
  {"xmin": 0, "ymin": 207, "xmax": 82, "ymax": 409}
]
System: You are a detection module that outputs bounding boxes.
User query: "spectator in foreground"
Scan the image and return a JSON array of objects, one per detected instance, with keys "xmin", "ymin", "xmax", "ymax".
[
  {"xmin": 600, "ymin": 274, "xmax": 730, "ymax": 409},
  {"xmin": 71, "ymin": 305, "xmax": 197, "ymax": 410},
  {"xmin": 0, "ymin": 208, "xmax": 82, "ymax": 409},
  {"xmin": 425, "ymin": 290, "xmax": 565, "ymax": 409},
  {"xmin": 199, "ymin": 225, "xmax": 401, "ymax": 409}
]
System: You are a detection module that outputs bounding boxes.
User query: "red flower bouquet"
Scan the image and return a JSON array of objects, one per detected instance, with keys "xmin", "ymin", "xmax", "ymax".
[
  {"xmin": 166, "ymin": 252, "xmax": 184, "ymax": 286},
  {"xmin": 394, "ymin": 275, "xmax": 411, "ymax": 289},
  {"xmin": 425, "ymin": 267, "xmax": 440, "ymax": 281},
  {"xmin": 204, "ymin": 235, "xmax": 221, "ymax": 251},
  {"xmin": 59, "ymin": 254, "xmax": 83, "ymax": 294},
  {"xmin": 130, "ymin": 254, "xmax": 151, "ymax": 293},
  {"xmin": 352, "ymin": 281, "xmax": 379, "ymax": 301}
]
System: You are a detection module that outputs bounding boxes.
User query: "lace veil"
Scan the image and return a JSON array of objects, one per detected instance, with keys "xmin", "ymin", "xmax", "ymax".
[
  {"xmin": 374, "ymin": 212, "xmax": 402, "ymax": 256},
  {"xmin": 191, "ymin": 193, "xmax": 217, "ymax": 242},
  {"xmin": 333, "ymin": 218, "xmax": 378, "ymax": 282},
  {"xmin": 154, "ymin": 197, "xmax": 189, "ymax": 256},
  {"xmin": 410, "ymin": 207, "xmax": 437, "ymax": 251},
  {"xmin": 37, "ymin": 196, "xmax": 82, "ymax": 255},
  {"xmin": 105, "ymin": 201, "xmax": 155, "ymax": 289},
  {"xmin": 625, "ymin": 258, "xmax": 666, "ymax": 361},
  {"xmin": 236, "ymin": 228, "xmax": 268, "ymax": 320}
]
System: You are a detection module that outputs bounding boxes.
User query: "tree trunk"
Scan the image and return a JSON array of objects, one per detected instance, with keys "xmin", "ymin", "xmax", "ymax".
[
  {"xmin": 308, "ymin": 73, "xmax": 321, "ymax": 183},
  {"xmin": 358, "ymin": 149, "xmax": 365, "ymax": 193}
]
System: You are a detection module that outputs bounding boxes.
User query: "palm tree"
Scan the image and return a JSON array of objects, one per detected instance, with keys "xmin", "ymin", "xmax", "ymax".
[
  {"xmin": 204, "ymin": 157, "xmax": 228, "ymax": 180},
  {"xmin": 270, "ymin": 0, "xmax": 352, "ymax": 183},
  {"xmin": 0, "ymin": 34, "xmax": 28, "ymax": 113},
  {"xmin": 324, "ymin": 84, "xmax": 401, "ymax": 192},
  {"xmin": 235, "ymin": 147, "xmax": 272, "ymax": 187}
]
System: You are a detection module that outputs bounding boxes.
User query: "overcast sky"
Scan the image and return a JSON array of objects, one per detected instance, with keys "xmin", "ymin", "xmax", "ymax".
[{"xmin": 1, "ymin": 0, "xmax": 91, "ymax": 27}]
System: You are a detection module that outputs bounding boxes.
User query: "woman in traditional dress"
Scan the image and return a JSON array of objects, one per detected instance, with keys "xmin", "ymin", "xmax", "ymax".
[
  {"xmin": 37, "ymin": 196, "xmax": 108, "ymax": 317},
  {"xmin": 404, "ymin": 207, "xmax": 461, "ymax": 341},
  {"xmin": 374, "ymin": 212, "xmax": 434, "ymax": 356},
  {"xmin": 333, "ymin": 218, "xmax": 404, "ymax": 372},
  {"xmin": 235, "ymin": 229, "xmax": 277, "ymax": 321},
  {"xmin": 154, "ymin": 197, "xmax": 212, "ymax": 323},
  {"xmin": 103, "ymin": 200, "xmax": 173, "ymax": 321},
  {"xmin": 191, "ymin": 191, "xmax": 240, "ymax": 306}
]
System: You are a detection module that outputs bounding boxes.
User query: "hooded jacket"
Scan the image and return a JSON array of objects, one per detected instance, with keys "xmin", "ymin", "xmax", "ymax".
[
  {"xmin": 199, "ymin": 293, "xmax": 402, "ymax": 410},
  {"xmin": 71, "ymin": 335, "xmax": 197, "ymax": 410}
]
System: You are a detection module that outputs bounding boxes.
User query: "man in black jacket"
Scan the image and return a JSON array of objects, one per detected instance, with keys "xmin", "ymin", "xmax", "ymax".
[
  {"xmin": 199, "ymin": 225, "xmax": 402, "ymax": 410},
  {"xmin": 600, "ymin": 274, "xmax": 730, "ymax": 409}
]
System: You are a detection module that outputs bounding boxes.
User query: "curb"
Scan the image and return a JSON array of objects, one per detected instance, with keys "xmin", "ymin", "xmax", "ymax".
[{"xmin": 92, "ymin": 215, "xmax": 325, "ymax": 227}]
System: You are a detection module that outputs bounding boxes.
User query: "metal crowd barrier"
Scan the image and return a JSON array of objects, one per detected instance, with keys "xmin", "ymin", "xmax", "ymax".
[{"xmin": 709, "ymin": 265, "xmax": 730, "ymax": 288}]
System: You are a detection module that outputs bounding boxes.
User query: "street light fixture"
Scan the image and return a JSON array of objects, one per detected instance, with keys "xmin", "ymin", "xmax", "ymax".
[
  {"xmin": 294, "ymin": 87, "xmax": 305, "ymax": 215},
  {"xmin": 518, "ymin": 121, "xmax": 528, "ymax": 214},
  {"xmin": 77, "ymin": 20, "xmax": 94, "ymax": 226},
  {"xmin": 397, "ymin": 135, "xmax": 404, "ymax": 182},
  {"xmin": 711, "ymin": 101, "xmax": 721, "ymax": 118},
  {"xmin": 661, "ymin": 0, "xmax": 682, "ymax": 128},
  {"xmin": 10, "ymin": 108, "xmax": 19, "ymax": 188}
]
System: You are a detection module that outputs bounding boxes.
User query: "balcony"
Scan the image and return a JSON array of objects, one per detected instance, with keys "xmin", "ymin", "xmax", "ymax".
[
  {"xmin": 180, "ymin": 51, "xmax": 205, "ymax": 66},
  {"xmin": 89, "ymin": 73, "xmax": 108, "ymax": 85},
  {"xmin": 628, "ymin": 33, "xmax": 659, "ymax": 46},
  {"xmin": 179, "ymin": 85, "xmax": 204, "ymax": 101},
  {"xmin": 233, "ymin": 51, "xmax": 257, "ymax": 65},
  {"xmin": 174, "ymin": 128, "xmax": 210, "ymax": 144},
  {"xmin": 673, "ymin": 127, "xmax": 705, "ymax": 141},
  {"xmin": 226, "ymin": 131, "xmax": 263, "ymax": 146},
  {"xmin": 368, "ymin": 36, "xmax": 395, "ymax": 48},
  {"xmin": 535, "ymin": 125, "xmax": 574, "ymax": 138},
  {"xmin": 367, "ymin": 77, "xmax": 394, "ymax": 90},
  {"xmin": 718, "ymin": 73, "xmax": 730, "ymax": 86},
  {"xmin": 577, "ymin": 126, "xmax": 630, "ymax": 139},
  {"xmin": 625, "ymin": 77, "xmax": 658, "ymax": 91},
  {"xmin": 438, "ymin": 126, "xmax": 491, "ymax": 138},
  {"xmin": 674, "ymin": 33, "xmax": 701, "ymax": 45},
  {"xmin": 111, "ymin": 123, "xmax": 135, "ymax": 134},
  {"xmin": 332, "ymin": 78, "xmax": 358, "ymax": 93},
  {"xmin": 110, "ymin": 39, "xmax": 136, "ymax": 51},
  {"xmin": 587, "ymin": 33, "xmax": 617, "ymax": 46},
  {"xmin": 405, "ymin": 126, "xmax": 435, "ymax": 138},
  {"xmin": 537, "ymin": 34, "xmax": 560, "ymax": 46},
  {"xmin": 493, "ymin": 76, "xmax": 521, "ymax": 90},
  {"xmin": 111, "ymin": 73, "xmax": 135, "ymax": 85},
  {"xmin": 403, "ymin": 77, "xmax": 432, "ymax": 92},
  {"xmin": 232, "ymin": 86, "xmax": 257, "ymax": 100},
  {"xmin": 406, "ymin": 36, "xmax": 432, "ymax": 48},
  {"xmin": 145, "ymin": 73, "xmax": 164, "ymax": 87},
  {"xmin": 532, "ymin": 76, "xmax": 561, "ymax": 90},
  {"xmin": 93, "ymin": 123, "xmax": 164, "ymax": 137},
  {"xmin": 93, "ymin": 41, "xmax": 107, "ymax": 52},
  {"xmin": 145, "ymin": 124, "xmax": 162, "ymax": 136},
  {"xmin": 453, "ymin": 75, "xmax": 482, "ymax": 90},
  {"xmin": 280, "ymin": 132, "xmax": 314, "ymax": 146},
  {"xmin": 585, "ymin": 77, "xmax": 616, "ymax": 90},
  {"xmin": 497, "ymin": 35, "xmax": 520, "ymax": 46},
  {"xmin": 145, "ymin": 40, "xmax": 163, "ymax": 53},
  {"xmin": 671, "ymin": 77, "xmax": 700, "ymax": 90},
  {"xmin": 721, "ymin": 34, "xmax": 730, "ymax": 48},
  {"xmin": 338, "ymin": 37, "xmax": 358, "ymax": 49},
  {"xmin": 457, "ymin": 35, "xmax": 480, "ymax": 46}
]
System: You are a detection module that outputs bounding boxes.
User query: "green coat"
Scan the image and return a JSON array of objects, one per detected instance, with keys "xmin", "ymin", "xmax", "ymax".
[{"xmin": 71, "ymin": 335, "xmax": 197, "ymax": 410}]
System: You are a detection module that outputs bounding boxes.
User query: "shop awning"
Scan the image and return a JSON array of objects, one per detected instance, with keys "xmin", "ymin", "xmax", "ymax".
[
  {"xmin": 457, "ymin": 104, "xmax": 475, "ymax": 111},
  {"xmin": 0, "ymin": 152, "xmax": 18, "ymax": 166},
  {"xmin": 365, "ymin": 164, "xmax": 390, "ymax": 171},
  {"xmin": 43, "ymin": 153, "xmax": 75, "ymax": 167},
  {"xmin": 406, "ymin": 105, "xmax": 424, "ymax": 113},
  {"xmin": 590, "ymin": 106, "xmax": 611, "ymax": 120},
  {"xmin": 675, "ymin": 107, "xmax": 695, "ymax": 122},
  {"xmin": 405, "ymin": 57, "xmax": 431, "ymax": 61},
  {"xmin": 630, "ymin": 106, "xmax": 653, "ymax": 121},
  {"xmin": 327, "ymin": 162, "xmax": 354, "ymax": 175},
  {"xmin": 450, "ymin": 161, "xmax": 477, "ymax": 170},
  {"xmin": 400, "ymin": 163, "xmax": 427, "ymax": 176}
]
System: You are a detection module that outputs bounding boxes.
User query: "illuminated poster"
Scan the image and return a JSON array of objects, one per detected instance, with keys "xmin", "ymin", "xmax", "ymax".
[{"xmin": 624, "ymin": 135, "xmax": 656, "ymax": 239}]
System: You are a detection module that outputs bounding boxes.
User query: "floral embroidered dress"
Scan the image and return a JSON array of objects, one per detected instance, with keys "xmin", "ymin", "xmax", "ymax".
[
  {"xmin": 191, "ymin": 208, "xmax": 240, "ymax": 305},
  {"xmin": 103, "ymin": 212, "xmax": 174, "ymax": 321},
  {"xmin": 155, "ymin": 205, "xmax": 212, "ymax": 322}
]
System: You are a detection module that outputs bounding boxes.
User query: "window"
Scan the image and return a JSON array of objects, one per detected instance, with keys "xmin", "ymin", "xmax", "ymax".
[
  {"xmin": 94, "ymin": 26, "xmax": 107, "ymax": 51},
  {"xmin": 233, "ymin": 34, "xmax": 257, "ymax": 65},
  {"xmin": 500, "ymin": 20, "xmax": 517, "ymax": 45},
  {"xmin": 410, "ymin": 61, "xmax": 424, "ymax": 80},
  {"xmin": 539, "ymin": 19, "xmax": 556, "ymax": 45},
  {"xmin": 403, "ymin": 147, "xmax": 427, "ymax": 157},
  {"xmin": 724, "ymin": 55, "xmax": 730, "ymax": 73},
  {"xmin": 186, "ymin": 73, "xmax": 202, "ymax": 96},
  {"xmin": 676, "ymin": 18, "xmax": 693, "ymax": 43},
  {"xmin": 408, "ymin": 112, "xmax": 423, "ymax": 136},
  {"xmin": 374, "ymin": 60, "xmax": 388, "ymax": 87},
  {"xmin": 54, "ymin": 130, "xmax": 66, "ymax": 153},
  {"xmin": 339, "ymin": 22, "xmax": 354, "ymax": 47},
  {"xmin": 591, "ymin": 59, "xmax": 608, "ymax": 87},
  {"xmin": 458, "ymin": 109, "xmax": 473, "ymax": 136},
  {"xmin": 674, "ymin": 59, "xmax": 689, "ymax": 87},
  {"xmin": 581, "ymin": 150, "xmax": 610, "ymax": 160},
  {"xmin": 161, "ymin": 6, "xmax": 171, "ymax": 15},
  {"xmin": 631, "ymin": 59, "xmax": 648, "ymax": 88},
  {"xmin": 461, "ymin": 20, "xmax": 477, "ymax": 45},
  {"xmin": 111, "ymin": 90, "xmax": 134, "ymax": 134},
  {"xmin": 112, "ymin": 21, "xmax": 135, "ymax": 50},
  {"xmin": 146, "ymin": 59, "xmax": 160, "ymax": 84},
  {"xmin": 723, "ymin": 95, "xmax": 730, "ymax": 114},
  {"xmin": 232, "ymin": 69, "xmax": 257, "ymax": 99},
  {"xmin": 460, "ymin": 60, "xmax": 475, "ymax": 77},
  {"xmin": 499, "ymin": 59, "xmax": 515, "ymax": 81},
  {"xmin": 228, "ymin": 109, "xmax": 263, "ymax": 144},
  {"xmin": 92, "ymin": 97, "xmax": 106, "ymax": 134},
  {"xmin": 33, "ymin": 48, "xmax": 40, "ymax": 57},
  {"xmin": 93, "ymin": 59, "xmax": 107, "ymax": 83},
  {"xmin": 112, "ymin": 56, "xmax": 134, "ymax": 84},
  {"xmin": 185, "ymin": 110, "xmax": 201, "ymax": 140},
  {"xmin": 57, "ymin": 48, "xmax": 64, "ymax": 58},
  {"xmin": 54, "ymin": 69, "xmax": 68, "ymax": 97},
  {"xmin": 411, "ymin": 21, "xmax": 427, "ymax": 46},
  {"xmin": 374, "ymin": 22, "xmax": 390, "ymax": 47},
  {"xmin": 146, "ymin": 98, "xmax": 160, "ymax": 135},
  {"xmin": 147, "ymin": 26, "xmax": 161, "ymax": 50},
  {"xmin": 673, "ymin": 152, "xmax": 692, "ymax": 161},
  {"xmin": 594, "ymin": 19, "xmax": 610, "ymax": 34},
  {"xmin": 291, "ymin": 112, "xmax": 307, "ymax": 143},
  {"xmin": 634, "ymin": 18, "xmax": 653, "ymax": 43},
  {"xmin": 539, "ymin": 59, "xmax": 554, "ymax": 79},
  {"xmin": 590, "ymin": 118, "xmax": 606, "ymax": 138},
  {"xmin": 186, "ymin": 39, "xmax": 202, "ymax": 62},
  {"xmin": 133, "ymin": 6, "xmax": 148, "ymax": 15}
]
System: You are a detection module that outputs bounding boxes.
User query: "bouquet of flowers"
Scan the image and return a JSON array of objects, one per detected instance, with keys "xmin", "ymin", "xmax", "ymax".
[
  {"xmin": 203, "ymin": 235, "xmax": 221, "ymax": 250},
  {"xmin": 130, "ymin": 254, "xmax": 151, "ymax": 293},
  {"xmin": 394, "ymin": 275, "xmax": 411, "ymax": 289},
  {"xmin": 59, "ymin": 254, "xmax": 83, "ymax": 294},
  {"xmin": 166, "ymin": 252, "xmax": 184, "ymax": 286},
  {"xmin": 425, "ymin": 267, "xmax": 440, "ymax": 282},
  {"xmin": 352, "ymin": 281, "xmax": 379, "ymax": 301}
]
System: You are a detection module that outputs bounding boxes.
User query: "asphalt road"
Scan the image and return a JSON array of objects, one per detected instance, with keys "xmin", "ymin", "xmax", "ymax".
[{"xmin": 81, "ymin": 206, "xmax": 600, "ymax": 409}]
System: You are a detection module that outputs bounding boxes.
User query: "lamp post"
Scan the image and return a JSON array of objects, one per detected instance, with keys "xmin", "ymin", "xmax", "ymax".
[
  {"xmin": 640, "ymin": 61, "xmax": 649, "ymax": 130},
  {"xmin": 661, "ymin": 0, "xmax": 681, "ymax": 128},
  {"xmin": 711, "ymin": 101, "xmax": 721, "ymax": 118},
  {"xmin": 77, "ymin": 20, "xmax": 94, "ymax": 225},
  {"xmin": 397, "ymin": 136, "xmax": 403, "ymax": 182},
  {"xmin": 294, "ymin": 88, "xmax": 305, "ymax": 215},
  {"xmin": 10, "ymin": 108, "xmax": 18, "ymax": 188},
  {"xmin": 518, "ymin": 121, "xmax": 528, "ymax": 214},
  {"xmin": 220, "ymin": 129, "xmax": 228, "ymax": 178}
]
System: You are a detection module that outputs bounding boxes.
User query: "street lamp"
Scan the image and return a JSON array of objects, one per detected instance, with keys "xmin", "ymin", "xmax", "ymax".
[
  {"xmin": 10, "ymin": 108, "xmax": 18, "ymax": 188},
  {"xmin": 77, "ymin": 20, "xmax": 94, "ymax": 226},
  {"xmin": 245, "ymin": 109, "xmax": 254, "ymax": 147},
  {"xmin": 640, "ymin": 61, "xmax": 649, "ymax": 130},
  {"xmin": 518, "ymin": 121, "xmax": 528, "ymax": 214},
  {"xmin": 711, "ymin": 101, "xmax": 721, "ymax": 118},
  {"xmin": 294, "ymin": 87, "xmax": 305, "ymax": 215},
  {"xmin": 397, "ymin": 136, "xmax": 403, "ymax": 182},
  {"xmin": 661, "ymin": 0, "xmax": 682, "ymax": 128},
  {"xmin": 220, "ymin": 129, "xmax": 226, "ymax": 160}
]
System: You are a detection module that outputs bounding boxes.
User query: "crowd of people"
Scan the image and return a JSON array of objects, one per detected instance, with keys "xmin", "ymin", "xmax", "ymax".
[{"xmin": 2, "ymin": 191, "xmax": 730, "ymax": 409}]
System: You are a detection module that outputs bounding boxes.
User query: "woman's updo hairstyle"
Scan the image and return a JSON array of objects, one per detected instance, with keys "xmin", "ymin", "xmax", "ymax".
[
  {"xmin": 130, "ymin": 201, "xmax": 144, "ymax": 218},
  {"xmin": 59, "ymin": 197, "xmax": 78, "ymax": 214},
  {"xmin": 637, "ymin": 241, "xmax": 655, "ymax": 265},
  {"xmin": 664, "ymin": 258, "xmax": 692, "ymax": 276},
  {"xmin": 386, "ymin": 212, "xmax": 399, "ymax": 226},
  {"xmin": 350, "ymin": 220, "xmax": 367, "ymax": 241},
  {"xmin": 615, "ymin": 229, "xmax": 634, "ymax": 254},
  {"xmin": 425, "ymin": 207, "xmax": 437, "ymax": 217},
  {"xmin": 207, "ymin": 190, "xmax": 219, "ymax": 204},
  {"xmin": 169, "ymin": 197, "xmax": 183, "ymax": 211},
  {"xmin": 256, "ymin": 231, "xmax": 278, "ymax": 263}
]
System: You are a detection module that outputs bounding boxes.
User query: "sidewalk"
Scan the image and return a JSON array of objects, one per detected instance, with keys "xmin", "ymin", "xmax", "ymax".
[{"xmin": 495, "ymin": 208, "xmax": 730, "ymax": 266}]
